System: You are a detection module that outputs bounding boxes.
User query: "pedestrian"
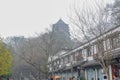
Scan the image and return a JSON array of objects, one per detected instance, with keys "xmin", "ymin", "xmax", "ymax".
[
  {"xmin": 69, "ymin": 77, "xmax": 72, "ymax": 80},
  {"xmin": 77, "ymin": 76, "xmax": 80, "ymax": 80},
  {"xmin": 0, "ymin": 77, "xmax": 2, "ymax": 80},
  {"xmin": 48, "ymin": 76, "xmax": 51, "ymax": 80},
  {"xmin": 7, "ymin": 78, "xmax": 9, "ymax": 80},
  {"xmin": 114, "ymin": 74, "xmax": 119, "ymax": 80},
  {"xmin": 71, "ymin": 76, "xmax": 75, "ymax": 80},
  {"xmin": 50, "ymin": 76, "xmax": 53, "ymax": 80}
]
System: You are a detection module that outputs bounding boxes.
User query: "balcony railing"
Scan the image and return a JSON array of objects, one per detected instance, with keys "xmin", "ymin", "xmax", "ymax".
[{"xmin": 76, "ymin": 54, "xmax": 83, "ymax": 61}]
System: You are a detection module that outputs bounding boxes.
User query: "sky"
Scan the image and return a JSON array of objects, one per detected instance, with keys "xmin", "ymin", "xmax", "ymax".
[
  {"xmin": 0, "ymin": 0, "xmax": 74, "ymax": 38},
  {"xmin": 0, "ymin": 0, "xmax": 112, "ymax": 38}
]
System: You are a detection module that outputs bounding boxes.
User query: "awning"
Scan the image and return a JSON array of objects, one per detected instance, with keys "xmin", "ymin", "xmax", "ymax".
[
  {"xmin": 74, "ymin": 60, "xmax": 86, "ymax": 67},
  {"xmin": 63, "ymin": 61, "xmax": 86, "ymax": 70},
  {"xmin": 52, "ymin": 75, "xmax": 61, "ymax": 79},
  {"xmin": 82, "ymin": 60, "xmax": 100, "ymax": 68}
]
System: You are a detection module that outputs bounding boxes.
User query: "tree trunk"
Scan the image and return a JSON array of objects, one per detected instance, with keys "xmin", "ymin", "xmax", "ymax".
[
  {"xmin": 107, "ymin": 70, "xmax": 110, "ymax": 80},
  {"xmin": 105, "ymin": 68, "xmax": 110, "ymax": 80}
]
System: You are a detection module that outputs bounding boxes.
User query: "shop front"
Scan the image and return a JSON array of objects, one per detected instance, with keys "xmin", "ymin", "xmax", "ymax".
[
  {"xmin": 82, "ymin": 60, "xmax": 103, "ymax": 80},
  {"xmin": 97, "ymin": 68, "xmax": 103, "ymax": 80},
  {"xmin": 86, "ymin": 68, "xmax": 96, "ymax": 80},
  {"xmin": 111, "ymin": 57, "xmax": 120, "ymax": 80}
]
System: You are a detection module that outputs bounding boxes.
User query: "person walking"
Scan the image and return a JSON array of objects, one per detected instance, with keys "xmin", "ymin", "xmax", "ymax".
[
  {"xmin": 114, "ymin": 74, "xmax": 119, "ymax": 80},
  {"xmin": 69, "ymin": 77, "xmax": 72, "ymax": 80},
  {"xmin": 50, "ymin": 76, "xmax": 53, "ymax": 80},
  {"xmin": 77, "ymin": 76, "xmax": 80, "ymax": 80},
  {"xmin": 71, "ymin": 76, "xmax": 75, "ymax": 80}
]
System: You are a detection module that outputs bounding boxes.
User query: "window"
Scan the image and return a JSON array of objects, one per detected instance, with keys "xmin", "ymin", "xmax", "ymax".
[
  {"xmin": 103, "ymin": 40, "xmax": 107, "ymax": 51},
  {"xmin": 70, "ymin": 55, "xmax": 73, "ymax": 61},
  {"xmin": 49, "ymin": 64, "xmax": 51, "ymax": 68},
  {"xmin": 103, "ymin": 39, "xmax": 111, "ymax": 51},
  {"xmin": 106, "ymin": 39, "xmax": 111, "ymax": 50},
  {"xmin": 86, "ymin": 46, "xmax": 92, "ymax": 57},
  {"xmin": 93, "ymin": 44, "xmax": 97, "ymax": 54},
  {"xmin": 82, "ymin": 49, "xmax": 87, "ymax": 58},
  {"xmin": 73, "ymin": 53, "xmax": 75, "ymax": 61},
  {"xmin": 112, "ymin": 38, "xmax": 116, "ymax": 48},
  {"xmin": 111, "ymin": 35, "xmax": 119, "ymax": 48},
  {"xmin": 91, "ymin": 45, "xmax": 94, "ymax": 55},
  {"xmin": 78, "ymin": 50, "xmax": 82, "ymax": 54},
  {"xmin": 54, "ymin": 61, "xmax": 56, "ymax": 67},
  {"xmin": 65, "ymin": 57, "xmax": 68, "ymax": 63},
  {"xmin": 68, "ymin": 55, "xmax": 70, "ymax": 62},
  {"xmin": 75, "ymin": 51, "xmax": 79, "ymax": 56},
  {"xmin": 61, "ymin": 58, "xmax": 64, "ymax": 65},
  {"xmin": 98, "ymin": 41, "xmax": 104, "ymax": 52},
  {"xmin": 75, "ymin": 52, "xmax": 79, "ymax": 58},
  {"xmin": 57, "ymin": 60, "xmax": 59, "ymax": 64},
  {"xmin": 75, "ymin": 50, "xmax": 82, "ymax": 61},
  {"xmin": 116, "ymin": 35, "xmax": 120, "ymax": 47}
]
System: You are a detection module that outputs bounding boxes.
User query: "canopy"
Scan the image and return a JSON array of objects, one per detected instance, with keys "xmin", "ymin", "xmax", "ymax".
[{"xmin": 52, "ymin": 75, "xmax": 61, "ymax": 79}]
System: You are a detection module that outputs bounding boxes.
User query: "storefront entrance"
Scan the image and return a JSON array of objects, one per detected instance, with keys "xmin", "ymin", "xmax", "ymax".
[
  {"xmin": 97, "ymin": 69, "xmax": 103, "ymax": 80},
  {"xmin": 112, "ymin": 64, "xmax": 120, "ymax": 80},
  {"xmin": 111, "ymin": 56, "xmax": 120, "ymax": 80},
  {"xmin": 87, "ymin": 68, "xmax": 95, "ymax": 80}
]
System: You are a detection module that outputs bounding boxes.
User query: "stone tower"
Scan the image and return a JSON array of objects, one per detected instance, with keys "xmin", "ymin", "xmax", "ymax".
[{"xmin": 52, "ymin": 19, "xmax": 72, "ymax": 49}]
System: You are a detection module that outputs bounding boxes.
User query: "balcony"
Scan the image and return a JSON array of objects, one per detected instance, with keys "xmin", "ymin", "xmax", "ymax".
[
  {"xmin": 76, "ymin": 54, "xmax": 83, "ymax": 61},
  {"xmin": 66, "ymin": 62, "xmax": 71, "ymax": 67},
  {"xmin": 93, "ymin": 53, "xmax": 98, "ymax": 59},
  {"xmin": 87, "ymin": 56, "xmax": 94, "ymax": 61},
  {"xmin": 60, "ymin": 64, "xmax": 66, "ymax": 69}
]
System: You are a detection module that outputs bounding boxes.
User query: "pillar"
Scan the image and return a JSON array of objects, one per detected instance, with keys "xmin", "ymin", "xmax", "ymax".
[
  {"xmin": 95, "ymin": 68, "xmax": 98, "ymax": 80},
  {"xmin": 85, "ymin": 69, "xmax": 87, "ymax": 80},
  {"xmin": 109, "ymin": 65, "xmax": 112, "ymax": 80}
]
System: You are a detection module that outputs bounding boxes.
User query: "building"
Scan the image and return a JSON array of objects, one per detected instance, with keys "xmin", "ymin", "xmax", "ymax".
[
  {"xmin": 52, "ymin": 19, "xmax": 71, "ymax": 40},
  {"xmin": 48, "ymin": 26, "xmax": 120, "ymax": 80},
  {"xmin": 52, "ymin": 19, "xmax": 73, "ymax": 49}
]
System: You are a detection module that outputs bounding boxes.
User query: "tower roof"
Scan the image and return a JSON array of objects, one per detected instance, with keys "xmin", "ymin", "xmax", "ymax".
[{"xmin": 55, "ymin": 19, "xmax": 67, "ymax": 25}]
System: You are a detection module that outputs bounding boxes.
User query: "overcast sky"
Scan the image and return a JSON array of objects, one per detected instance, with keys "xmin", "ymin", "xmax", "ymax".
[{"xmin": 0, "ymin": 0, "xmax": 112, "ymax": 38}]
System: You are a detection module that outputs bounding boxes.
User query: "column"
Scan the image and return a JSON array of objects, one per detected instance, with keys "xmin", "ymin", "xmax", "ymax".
[
  {"xmin": 109, "ymin": 65, "xmax": 112, "ymax": 80},
  {"xmin": 95, "ymin": 68, "xmax": 98, "ymax": 80},
  {"xmin": 85, "ymin": 69, "xmax": 87, "ymax": 80}
]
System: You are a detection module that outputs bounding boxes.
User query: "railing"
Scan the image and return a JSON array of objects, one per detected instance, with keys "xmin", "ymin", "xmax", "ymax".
[
  {"xmin": 66, "ymin": 62, "xmax": 71, "ymax": 67},
  {"xmin": 76, "ymin": 54, "xmax": 83, "ymax": 61}
]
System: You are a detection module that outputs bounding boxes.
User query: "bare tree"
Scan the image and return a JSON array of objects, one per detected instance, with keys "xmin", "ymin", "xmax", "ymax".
[
  {"xmin": 37, "ymin": 30, "xmax": 66, "ymax": 76},
  {"xmin": 69, "ymin": 0, "xmax": 120, "ymax": 80},
  {"xmin": 6, "ymin": 26, "xmax": 73, "ymax": 80},
  {"xmin": 106, "ymin": 0, "xmax": 120, "ymax": 26},
  {"xmin": 6, "ymin": 36, "xmax": 47, "ymax": 80}
]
